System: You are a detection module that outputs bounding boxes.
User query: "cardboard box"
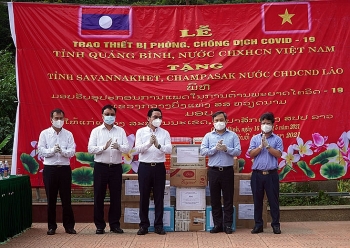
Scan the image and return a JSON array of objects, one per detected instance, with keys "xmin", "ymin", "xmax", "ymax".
[
  {"xmin": 170, "ymin": 168, "xmax": 207, "ymax": 187},
  {"xmin": 122, "ymin": 206, "xmax": 175, "ymax": 232},
  {"xmin": 235, "ymin": 200, "xmax": 267, "ymax": 229},
  {"xmin": 176, "ymin": 187, "xmax": 206, "ymax": 210},
  {"xmin": 175, "ymin": 210, "xmax": 206, "ymax": 231},
  {"xmin": 122, "ymin": 174, "xmax": 171, "ymax": 204},
  {"xmin": 205, "ymin": 205, "xmax": 236, "ymax": 232},
  {"xmin": 170, "ymin": 144, "xmax": 206, "ymax": 168}
]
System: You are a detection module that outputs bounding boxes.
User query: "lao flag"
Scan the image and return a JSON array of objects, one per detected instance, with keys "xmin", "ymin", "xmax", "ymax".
[
  {"xmin": 262, "ymin": 3, "xmax": 311, "ymax": 34},
  {"xmin": 79, "ymin": 6, "xmax": 132, "ymax": 38}
]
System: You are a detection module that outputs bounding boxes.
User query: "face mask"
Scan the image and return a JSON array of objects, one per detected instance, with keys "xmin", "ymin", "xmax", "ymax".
[
  {"xmin": 214, "ymin": 122, "xmax": 226, "ymax": 131},
  {"xmin": 104, "ymin": 115, "xmax": 115, "ymax": 125},
  {"xmin": 52, "ymin": 120, "xmax": 64, "ymax": 129},
  {"xmin": 261, "ymin": 124, "xmax": 272, "ymax": 133},
  {"xmin": 152, "ymin": 118, "xmax": 162, "ymax": 128}
]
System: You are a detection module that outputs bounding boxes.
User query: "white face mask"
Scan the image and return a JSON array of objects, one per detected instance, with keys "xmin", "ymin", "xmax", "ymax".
[
  {"xmin": 152, "ymin": 118, "xmax": 162, "ymax": 128},
  {"xmin": 214, "ymin": 121, "xmax": 226, "ymax": 131},
  {"xmin": 261, "ymin": 124, "xmax": 272, "ymax": 133},
  {"xmin": 52, "ymin": 120, "xmax": 64, "ymax": 129},
  {"xmin": 104, "ymin": 115, "xmax": 116, "ymax": 125}
]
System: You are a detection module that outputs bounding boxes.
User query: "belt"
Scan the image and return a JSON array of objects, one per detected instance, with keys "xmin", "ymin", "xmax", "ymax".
[
  {"xmin": 141, "ymin": 162, "xmax": 164, "ymax": 167},
  {"xmin": 253, "ymin": 169, "xmax": 278, "ymax": 175},
  {"xmin": 210, "ymin": 166, "xmax": 233, "ymax": 171},
  {"xmin": 96, "ymin": 162, "xmax": 122, "ymax": 168}
]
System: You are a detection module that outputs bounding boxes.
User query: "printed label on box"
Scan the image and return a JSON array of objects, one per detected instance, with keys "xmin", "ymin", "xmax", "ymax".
[{"xmin": 238, "ymin": 204, "xmax": 254, "ymax": 219}]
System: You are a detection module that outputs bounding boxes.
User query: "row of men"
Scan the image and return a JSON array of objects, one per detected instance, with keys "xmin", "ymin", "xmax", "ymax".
[{"xmin": 38, "ymin": 105, "xmax": 283, "ymax": 236}]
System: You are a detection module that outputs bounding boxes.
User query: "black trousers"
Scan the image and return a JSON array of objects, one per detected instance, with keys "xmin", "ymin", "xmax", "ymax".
[
  {"xmin": 251, "ymin": 170, "xmax": 280, "ymax": 228},
  {"xmin": 208, "ymin": 166, "xmax": 234, "ymax": 227},
  {"xmin": 93, "ymin": 162, "xmax": 122, "ymax": 230},
  {"xmin": 138, "ymin": 162, "xmax": 166, "ymax": 229},
  {"xmin": 43, "ymin": 165, "xmax": 75, "ymax": 230}
]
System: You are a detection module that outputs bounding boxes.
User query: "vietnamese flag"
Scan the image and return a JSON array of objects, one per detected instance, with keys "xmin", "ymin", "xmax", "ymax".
[
  {"xmin": 262, "ymin": 2, "xmax": 311, "ymax": 34},
  {"xmin": 79, "ymin": 6, "xmax": 132, "ymax": 37}
]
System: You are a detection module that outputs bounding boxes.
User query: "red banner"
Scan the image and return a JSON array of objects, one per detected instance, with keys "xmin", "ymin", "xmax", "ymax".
[{"xmin": 8, "ymin": 1, "xmax": 350, "ymax": 186}]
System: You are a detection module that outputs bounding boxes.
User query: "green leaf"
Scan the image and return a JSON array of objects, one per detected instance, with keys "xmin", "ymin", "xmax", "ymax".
[
  {"xmin": 0, "ymin": 133, "xmax": 12, "ymax": 151},
  {"xmin": 320, "ymin": 163, "xmax": 346, "ymax": 179},
  {"xmin": 75, "ymin": 152, "xmax": 95, "ymax": 167},
  {"xmin": 72, "ymin": 167, "xmax": 94, "ymax": 186},
  {"xmin": 20, "ymin": 153, "xmax": 39, "ymax": 174},
  {"xmin": 297, "ymin": 160, "xmax": 315, "ymax": 178},
  {"xmin": 279, "ymin": 166, "xmax": 291, "ymax": 181},
  {"xmin": 122, "ymin": 163, "xmax": 132, "ymax": 174},
  {"xmin": 238, "ymin": 158, "xmax": 245, "ymax": 172},
  {"xmin": 310, "ymin": 149, "xmax": 338, "ymax": 165}
]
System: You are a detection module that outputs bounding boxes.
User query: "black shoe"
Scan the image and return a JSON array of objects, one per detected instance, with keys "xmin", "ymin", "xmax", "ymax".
[
  {"xmin": 272, "ymin": 226, "xmax": 281, "ymax": 234},
  {"xmin": 110, "ymin": 227, "xmax": 124, "ymax": 234},
  {"xmin": 154, "ymin": 227, "xmax": 166, "ymax": 235},
  {"xmin": 210, "ymin": 225, "xmax": 223, "ymax": 233},
  {"xmin": 225, "ymin": 226, "xmax": 233, "ymax": 234},
  {"xmin": 137, "ymin": 227, "xmax": 148, "ymax": 235},
  {"xmin": 47, "ymin": 229, "xmax": 56, "ymax": 235},
  {"xmin": 96, "ymin": 229, "xmax": 105, "ymax": 234},
  {"xmin": 251, "ymin": 226, "xmax": 263, "ymax": 234},
  {"xmin": 65, "ymin": 228, "xmax": 77, "ymax": 234}
]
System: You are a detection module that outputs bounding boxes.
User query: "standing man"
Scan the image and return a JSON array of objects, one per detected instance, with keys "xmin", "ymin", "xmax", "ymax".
[
  {"xmin": 248, "ymin": 112, "xmax": 283, "ymax": 234},
  {"xmin": 200, "ymin": 111, "xmax": 241, "ymax": 234},
  {"xmin": 88, "ymin": 104, "xmax": 129, "ymax": 234},
  {"xmin": 134, "ymin": 108, "xmax": 172, "ymax": 235},
  {"xmin": 38, "ymin": 108, "xmax": 76, "ymax": 235}
]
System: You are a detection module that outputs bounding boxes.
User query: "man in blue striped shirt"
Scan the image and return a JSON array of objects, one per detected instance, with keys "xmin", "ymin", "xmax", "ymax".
[{"xmin": 200, "ymin": 111, "xmax": 241, "ymax": 234}]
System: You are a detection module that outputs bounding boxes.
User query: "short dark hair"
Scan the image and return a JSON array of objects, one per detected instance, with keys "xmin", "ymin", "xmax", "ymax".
[
  {"xmin": 102, "ymin": 104, "xmax": 116, "ymax": 114},
  {"xmin": 260, "ymin": 112, "xmax": 275, "ymax": 124},
  {"xmin": 50, "ymin": 108, "xmax": 65, "ymax": 118},
  {"xmin": 147, "ymin": 108, "xmax": 162, "ymax": 117},
  {"xmin": 212, "ymin": 111, "xmax": 227, "ymax": 120}
]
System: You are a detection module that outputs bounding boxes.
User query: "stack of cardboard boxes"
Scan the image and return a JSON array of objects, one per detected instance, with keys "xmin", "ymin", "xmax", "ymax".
[
  {"xmin": 119, "ymin": 139, "xmax": 268, "ymax": 232},
  {"xmin": 170, "ymin": 144, "xmax": 207, "ymax": 231}
]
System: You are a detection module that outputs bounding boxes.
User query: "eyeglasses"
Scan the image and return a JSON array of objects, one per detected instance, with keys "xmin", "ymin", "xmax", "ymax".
[{"xmin": 151, "ymin": 116, "xmax": 162, "ymax": 119}]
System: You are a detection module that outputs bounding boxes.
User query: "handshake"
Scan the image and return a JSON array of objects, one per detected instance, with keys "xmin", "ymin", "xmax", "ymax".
[{"xmin": 216, "ymin": 140, "xmax": 227, "ymax": 152}]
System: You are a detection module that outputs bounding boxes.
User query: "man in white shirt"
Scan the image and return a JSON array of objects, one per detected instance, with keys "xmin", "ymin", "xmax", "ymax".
[
  {"xmin": 88, "ymin": 104, "xmax": 129, "ymax": 234},
  {"xmin": 134, "ymin": 108, "xmax": 172, "ymax": 235},
  {"xmin": 38, "ymin": 108, "xmax": 76, "ymax": 235}
]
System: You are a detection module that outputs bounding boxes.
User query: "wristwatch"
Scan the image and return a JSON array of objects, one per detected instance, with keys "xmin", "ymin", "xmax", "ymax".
[
  {"xmin": 266, "ymin": 145, "xmax": 271, "ymax": 149},
  {"xmin": 157, "ymin": 144, "xmax": 161, "ymax": 149}
]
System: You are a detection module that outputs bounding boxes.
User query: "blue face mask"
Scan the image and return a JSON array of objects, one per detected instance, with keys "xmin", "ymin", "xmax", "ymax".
[{"xmin": 104, "ymin": 115, "xmax": 115, "ymax": 125}]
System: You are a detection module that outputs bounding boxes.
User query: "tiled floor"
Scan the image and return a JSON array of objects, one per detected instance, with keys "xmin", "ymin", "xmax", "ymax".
[{"xmin": 2, "ymin": 221, "xmax": 350, "ymax": 247}]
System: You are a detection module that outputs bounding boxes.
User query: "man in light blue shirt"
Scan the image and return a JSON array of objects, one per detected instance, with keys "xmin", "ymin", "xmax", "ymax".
[
  {"xmin": 248, "ymin": 112, "xmax": 283, "ymax": 235},
  {"xmin": 200, "ymin": 111, "xmax": 241, "ymax": 234}
]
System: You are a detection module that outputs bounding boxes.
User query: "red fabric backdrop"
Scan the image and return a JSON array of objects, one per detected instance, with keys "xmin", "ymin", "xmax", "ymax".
[{"xmin": 8, "ymin": 1, "xmax": 350, "ymax": 186}]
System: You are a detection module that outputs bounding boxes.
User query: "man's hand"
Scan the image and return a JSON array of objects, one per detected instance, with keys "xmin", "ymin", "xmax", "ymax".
[
  {"xmin": 261, "ymin": 134, "xmax": 269, "ymax": 148},
  {"xmin": 216, "ymin": 140, "xmax": 227, "ymax": 151},
  {"xmin": 111, "ymin": 139, "xmax": 120, "ymax": 150},
  {"xmin": 153, "ymin": 135, "xmax": 159, "ymax": 148},
  {"xmin": 150, "ymin": 135, "xmax": 155, "ymax": 145},
  {"xmin": 54, "ymin": 144, "xmax": 61, "ymax": 153},
  {"xmin": 104, "ymin": 138, "xmax": 112, "ymax": 150}
]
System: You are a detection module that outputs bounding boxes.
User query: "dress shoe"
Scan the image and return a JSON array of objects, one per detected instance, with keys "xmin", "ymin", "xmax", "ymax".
[
  {"xmin": 210, "ymin": 225, "xmax": 223, "ymax": 233},
  {"xmin": 154, "ymin": 227, "xmax": 166, "ymax": 235},
  {"xmin": 137, "ymin": 227, "xmax": 148, "ymax": 235},
  {"xmin": 225, "ymin": 226, "xmax": 233, "ymax": 234},
  {"xmin": 272, "ymin": 226, "xmax": 281, "ymax": 234},
  {"xmin": 47, "ymin": 229, "xmax": 56, "ymax": 235},
  {"xmin": 65, "ymin": 228, "xmax": 77, "ymax": 234},
  {"xmin": 96, "ymin": 229, "xmax": 105, "ymax": 234},
  {"xmin": 110, "ymin": 227, "xmax": 124, "ymax": 234},
  {"xmin": 251, "ymin": 226, "xmax": 263, "ymax": 234}
]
